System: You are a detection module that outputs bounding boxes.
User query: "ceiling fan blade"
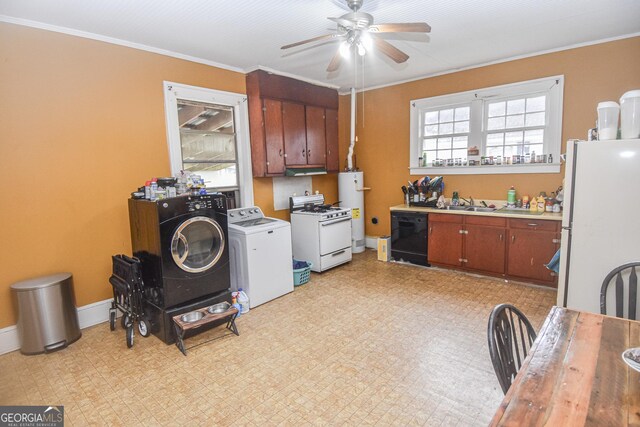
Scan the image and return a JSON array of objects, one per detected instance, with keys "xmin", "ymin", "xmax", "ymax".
[
  {"xmin": 371, "ymin": 35, "xmax": 409, "ymax": 63},
  {"xmin": 281, "ymin": 34, "xmax": 339, "ymax": 50},
  {"xmin": 326, "ymin": 50, "xmax": 342, "ymax": 72},
  {"xmin": 369, "ymin": 22, "xmax": 431, "ymax": 33}
]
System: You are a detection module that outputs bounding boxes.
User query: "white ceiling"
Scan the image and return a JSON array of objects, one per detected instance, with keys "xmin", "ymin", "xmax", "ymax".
[{"xmin": 1, "ymin": 0, "xmax": 639, "ymax": 92}]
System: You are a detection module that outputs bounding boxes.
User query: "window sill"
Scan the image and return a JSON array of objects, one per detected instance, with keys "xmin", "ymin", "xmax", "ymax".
[{"xmin": 409, "ymin": 163, "xmax": 561, "ymax": 175}]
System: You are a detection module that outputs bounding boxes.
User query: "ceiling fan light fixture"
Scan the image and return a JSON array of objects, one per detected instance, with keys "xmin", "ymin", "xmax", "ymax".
[
  {"xmin": 357, "ymin": 42, "xmax": 366, "ymax": 56},
  {"xmin": 339, "ymin": 40, "xmax": 351, "ymax": 58},
  {"xmin": 360, "ymin": 31, "xmax": 373, "ymax": 50}
]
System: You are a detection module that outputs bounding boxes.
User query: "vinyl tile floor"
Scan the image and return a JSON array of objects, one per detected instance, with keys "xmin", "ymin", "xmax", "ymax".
[{"xmin": 0, "ymin": 250, "xmax": 556, "ymax": 426}]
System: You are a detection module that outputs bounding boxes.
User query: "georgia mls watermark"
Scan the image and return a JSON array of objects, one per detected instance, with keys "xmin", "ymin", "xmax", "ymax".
[{"xmin": 0, "ymin": 406, "xmax": 63, "ymax": 427}]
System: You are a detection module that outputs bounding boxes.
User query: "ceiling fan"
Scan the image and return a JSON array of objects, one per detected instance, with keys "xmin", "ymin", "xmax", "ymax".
[{"xmin": 281, "ymin": 0, "xmax": 431, "ymax": 72}]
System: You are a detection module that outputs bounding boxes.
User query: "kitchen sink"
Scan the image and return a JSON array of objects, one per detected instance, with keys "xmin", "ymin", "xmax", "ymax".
[
  {"xmin": 446, "ymin": 205, "xmax": 497, "ymax": 212},
  {"xmin": 466, "ymin": 206, "xmax": 497, "ymax": 212},
  {"xmin": 496, "ymin": 207, "xmax": 545, "ymax": 216}
]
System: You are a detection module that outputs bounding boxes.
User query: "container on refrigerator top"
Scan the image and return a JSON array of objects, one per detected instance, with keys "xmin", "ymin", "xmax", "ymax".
[
  {"xmin": 620, "ymin": 90, "xmax": 640, "ymax": 139},
  {"xmin": 597, "ymin": 101, "xmax": 620, "ymax": 140}
]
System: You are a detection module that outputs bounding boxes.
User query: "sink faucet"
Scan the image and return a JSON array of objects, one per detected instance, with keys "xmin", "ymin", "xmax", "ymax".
[
  {"xmin": 480, "ymin": 200, "xmax": 488, "ymax": 207},
  {"xmin": 461, "ymin": 196, "xmax": 475, "ymax": 206}
]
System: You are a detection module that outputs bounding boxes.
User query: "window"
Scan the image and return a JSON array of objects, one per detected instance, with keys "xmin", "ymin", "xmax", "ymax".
[
  {"xmin": 410, "ymin": 76, "xmax": 563, "ymax": 175},
  {"xmin": 422, "ymin": 106, "xmax": 470, "ymax": 166},
  {"xmin": 164, "ymin": 82, "xmax": 253, "ymax": 207}
]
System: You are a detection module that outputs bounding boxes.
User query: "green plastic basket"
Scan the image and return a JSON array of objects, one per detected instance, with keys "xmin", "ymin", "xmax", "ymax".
[{"xmin": 293, "ymin": 261, "xmax": 312, "ymax": 286}]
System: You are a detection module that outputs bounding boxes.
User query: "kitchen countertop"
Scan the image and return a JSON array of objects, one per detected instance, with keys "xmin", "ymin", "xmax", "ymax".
[{"xmin": 390, "ymin": 204, "xmax": 563, "ymax": 221}]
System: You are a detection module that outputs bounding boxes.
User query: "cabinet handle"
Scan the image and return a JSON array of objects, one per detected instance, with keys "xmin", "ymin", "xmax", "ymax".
[
  {"xmin": 302, "ymin": 149, "xmax": 306, "ymax": 157},
  {"xmin": 499, "ymin": 234, "xmax": 504, "ymax": 241},
  {"xmin": 307, "ymin": 149, "xmax": 311, "ymax": 157},
  {"xmin": 527, "ymin": 223, "xmax": 538, "ymax": 227},
  {"xmin": 328, "ymin": 149, "xmax": 331, "ymax": 155},
  {"xmin": 530, "ymin": 257, "xmax": 534, "ymax": 266},
  {"xmin": 279, "ymin": 149, "xmax": 283, "ymax": 157},
  {"xmin": 552, "ymin": 238, "xmax": 560, "ymax": 244},
  {"xmin": 458, "ymin": 229, "xmax": 468, "ymax": 234},
  {"xmin": 284, "ymin": 153, "xmax": 287, "ymax": 158},
  {"xmin": 429, "ymin": 227, "xmax": 432, "ymax": 235},
  {"xmin": 459, "ymin": 258, "xmax": 468, "ymax": 263},
  {"xmin": 511, "ymin": 235, "xmax": 515, "ymax": 243}
]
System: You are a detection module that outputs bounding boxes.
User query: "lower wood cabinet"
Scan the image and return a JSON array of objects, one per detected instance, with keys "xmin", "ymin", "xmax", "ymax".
[
  {"xmin": 427, "ymin": 213, "xmax": 559, "ymax": 287},
  {"xmin": 506, "ymin": 219, "xmax": 560, "ymax": 285},
  {"xmin": 464, "ymin": 223, "xmax": 506, "ymax": 274},
  {"xmin": 428, "ymin": 215, "xmax": 463, "ymax": 267}
]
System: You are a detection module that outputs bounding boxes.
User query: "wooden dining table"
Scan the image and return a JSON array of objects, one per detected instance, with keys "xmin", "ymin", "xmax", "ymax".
[{"xmin": 490, "ymin": 306, "xmax": 640, "ymax": 426}]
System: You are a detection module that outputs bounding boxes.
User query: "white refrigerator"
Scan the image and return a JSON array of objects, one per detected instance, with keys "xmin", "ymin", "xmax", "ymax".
[{"xmin": 557, "ymin": 139, "xmax": 640, "ymax": 315}]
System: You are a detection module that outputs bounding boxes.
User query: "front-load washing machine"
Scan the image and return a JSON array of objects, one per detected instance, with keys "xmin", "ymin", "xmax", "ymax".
[
  {"xmin": 129, "ymin": 194, "xmax": 231, "ymax": 342},
  {"xmin": 129, "ymin": 194, "xmax": 230, "ymax": 308},
  {"xmin": 228, "ymin": 207, "xmax": 294, "ymax": 308}
]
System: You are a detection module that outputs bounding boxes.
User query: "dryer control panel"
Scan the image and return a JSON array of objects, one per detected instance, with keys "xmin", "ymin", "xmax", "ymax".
[
  {"xmin": 186, "ymin": 194, "xmax": 226, "ymax": 212},
  {"xmin": 157, "ymin": 194, "xmax": 227, "ymax": 220}
]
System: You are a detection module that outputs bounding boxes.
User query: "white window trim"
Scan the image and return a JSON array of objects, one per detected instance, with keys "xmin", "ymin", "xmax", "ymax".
[
  {"xmin": 409, "ymin": 75, "xmax": 564, "ymax": 175},
  {"xmin": 163, "ymin": 81, "xmax": 254, "ymax": 207}
]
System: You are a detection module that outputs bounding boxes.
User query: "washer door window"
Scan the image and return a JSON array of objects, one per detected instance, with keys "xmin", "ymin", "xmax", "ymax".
[{"xmin": 171, "ymin": 217, "xmax": 225, "ymax": 273}]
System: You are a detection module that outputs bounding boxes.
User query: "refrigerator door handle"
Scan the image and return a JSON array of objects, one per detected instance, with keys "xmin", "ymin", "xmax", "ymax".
[{"xmin": 561, "ymin": 226, "xmax": 571, "ymax": 231}]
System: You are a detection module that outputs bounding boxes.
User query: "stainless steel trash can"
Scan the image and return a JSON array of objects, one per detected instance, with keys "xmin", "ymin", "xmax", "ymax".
[{"xmin": 11, "ymin": 273, "xmax": 81, "ymax": 355}]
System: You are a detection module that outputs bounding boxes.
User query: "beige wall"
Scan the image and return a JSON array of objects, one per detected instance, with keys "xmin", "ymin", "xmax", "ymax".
[
  {"xmin": 346, "ymin": 37, "xmax": 640, "ymax": 237},
  {"xmin": 0, "ymin": 23, "xmax": 339, "ymax": 328}
]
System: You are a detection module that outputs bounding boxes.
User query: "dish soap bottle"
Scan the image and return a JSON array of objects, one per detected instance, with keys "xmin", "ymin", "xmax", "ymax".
[
  {"xmin": 507, "ymin": 186, "xmax": 516, "ymax": 208},
  {"xmin": 452, "ymin": 191, "xmax": 460, "ymax": 206}
]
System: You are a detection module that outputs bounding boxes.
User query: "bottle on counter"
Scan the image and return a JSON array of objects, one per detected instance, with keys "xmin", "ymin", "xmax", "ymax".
[
  {"xmin": 545, "ymin": 198, "xmax": 554, "ymax": 212},
  {"xmin": 144, "ymin": 181, "xmax": 151, "ymax": 200},
  {"xmin": 452, "ymin": 191, "xmax": 460, "ymax": 206},
  {"xmin": 507, "ymin": 186, "xmax": 516, "ymax": 208},
  {"xmin": 150, "ymin": 179, "xmax": 158, "ymax": 201},
  {"xmin": 522, "ymin": 195, "xmax": 530, "ymax": 209},
  {"xmin": 537, "ymin": 195, "xmax": 546, "ymax": 211}
]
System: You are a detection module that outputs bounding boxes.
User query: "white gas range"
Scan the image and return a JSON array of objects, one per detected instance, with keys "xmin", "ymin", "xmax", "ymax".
[{"xmin": 289, "ymin": 194, "xmax": 352, "ymax": 273}]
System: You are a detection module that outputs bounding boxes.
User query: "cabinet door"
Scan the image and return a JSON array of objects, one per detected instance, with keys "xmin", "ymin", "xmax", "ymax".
[
  {"xmin": 428, "ymin": 221, "xmax": 463, "ymax": 267},
  {"xmin": 305, "ymin": 106, "xmax": 327, "ymax": 165},
  {"xmin": 282, "ymin": 102, "xmax": 307, "ymax": 166},
  {"xmin": 507, "ymin": 229, "xmax": 559, "ymax": 284},
  {"xmin": 325, "ymin": 108, "xmax": 339, "ymax": 172},
  {"xmin": 263, "ymin": 99, "xmax": 285, "ymax": 175},
  {"xmin": 464, "ymin": 225, "xmax": 506, "ymax": 274}
]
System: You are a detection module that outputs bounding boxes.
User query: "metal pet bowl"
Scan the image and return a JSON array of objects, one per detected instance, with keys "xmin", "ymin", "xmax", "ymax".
[
  {"xmin": 207, "ymin": 302, "xmax": 231, "ymax": 314},
  {"xmin": 180, "ymin": 311, "xmax": 205, "ymax": 323}
]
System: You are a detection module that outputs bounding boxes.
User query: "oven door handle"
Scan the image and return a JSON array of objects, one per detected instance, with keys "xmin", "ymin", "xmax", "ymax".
[{"xmin": 320, "ymin": 217, "xmax": 351, "ymax": 226}]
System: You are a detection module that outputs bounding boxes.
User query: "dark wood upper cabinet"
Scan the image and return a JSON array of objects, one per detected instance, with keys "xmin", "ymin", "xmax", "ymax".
[
  {"xmin": 246, "ymin": 70, "xmax": 339, "ymax": 177},
  {"xmin": 263, "ymin": 99, "xmax": 285, "ymax": 175},
  {"xmin": 305, "ymin": 106, "xmax": 327, "ymax": 166},
  {"xmin": 325, "ymin": 109, "xmax": 339, "ymax": 172},
  {"xmin": 282, "ymin": 102, "xmax": 307, "ymax": 166}
]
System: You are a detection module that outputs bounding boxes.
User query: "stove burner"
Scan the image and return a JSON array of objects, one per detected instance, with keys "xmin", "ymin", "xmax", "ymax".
[{"xmin": 301, "ymin": 204, "xmax": 337, "ymax": 213}]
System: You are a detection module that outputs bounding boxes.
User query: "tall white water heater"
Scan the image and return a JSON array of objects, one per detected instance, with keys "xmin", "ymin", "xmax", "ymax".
[{"xmin": 338, "ymin": 171, "xmax": 365, "ymax": 254}]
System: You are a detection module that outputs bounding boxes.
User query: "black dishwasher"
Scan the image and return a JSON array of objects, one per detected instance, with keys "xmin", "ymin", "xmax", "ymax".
[{"xmin": 390, "ymin": 211, "xmax": 429, "ymax": 266}]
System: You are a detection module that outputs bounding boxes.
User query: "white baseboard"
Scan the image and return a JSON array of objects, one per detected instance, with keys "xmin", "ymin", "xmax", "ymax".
[
  {"xmin": 0, "ymin": 298, "xmax": 113, "ymax": 356},
  {"xmin": 0, "ymin": 326, "xmax": 19, "ymax": 356},
  {"xmin": 365, "ymin": 236, "xmax": 378, "ymax": 249}
]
